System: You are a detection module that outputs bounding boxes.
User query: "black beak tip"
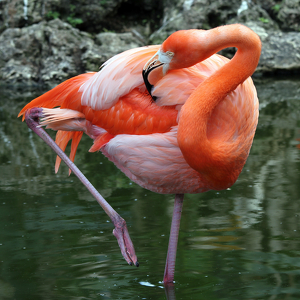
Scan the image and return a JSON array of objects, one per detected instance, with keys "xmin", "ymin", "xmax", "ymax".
[{"xmin": 142, "ymin": 69, "xmax": 156, "ymax": 101}]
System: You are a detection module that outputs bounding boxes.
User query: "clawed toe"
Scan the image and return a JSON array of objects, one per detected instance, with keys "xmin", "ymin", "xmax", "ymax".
[
  {"xmin": 113, "ymin": 217, "xmax": 138, "ymax": 267},
  {"xmin": 25, "ymin": 107, "xmax": 44, "ymax": 122}
]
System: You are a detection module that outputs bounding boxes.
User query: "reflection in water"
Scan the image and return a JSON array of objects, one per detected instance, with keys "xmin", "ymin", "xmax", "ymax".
[
  {"xmin": 1, "ymin": 77, "xmax": 300, "ymax": 299},
  {"xmin": 164, "ymin": 283, "xmax": 176, "ymax": 300}
]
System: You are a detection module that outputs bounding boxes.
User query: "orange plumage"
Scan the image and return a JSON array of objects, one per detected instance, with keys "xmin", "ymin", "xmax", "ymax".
[{"xmin": 19, "ymin": 24, "xmax": 261, "ymax": 283}]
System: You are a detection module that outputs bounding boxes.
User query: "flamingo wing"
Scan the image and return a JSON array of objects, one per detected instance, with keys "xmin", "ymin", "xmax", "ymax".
[
  {"xmin": 152, "ymin": 54, "xmax": 231, "ymax": 107},
  {"xmin": 79, "ymin": 46, "xmax": 160, "ymax": 110},
  {"xmin": 101, "ymin": 127, "xmax": 209, "ymax": 194},
  {"xmin": 18, "ymin": 49, "xmax": 258, "ymax": 181}
]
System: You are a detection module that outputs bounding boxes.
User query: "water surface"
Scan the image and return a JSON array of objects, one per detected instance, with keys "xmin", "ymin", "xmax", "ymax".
[{"xmin": 1, "ymin": 77, "xmax": 300, "ymax": 299}]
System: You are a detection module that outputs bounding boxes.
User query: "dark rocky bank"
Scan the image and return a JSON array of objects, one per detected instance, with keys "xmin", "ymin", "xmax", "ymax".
[{"xmin": 1, "ymin": 0, "xmax": 300, "ymax": 86}]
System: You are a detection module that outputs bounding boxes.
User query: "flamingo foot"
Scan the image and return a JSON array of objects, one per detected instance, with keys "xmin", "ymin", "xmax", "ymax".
[
  {"xmin": 24, "ymin": 107, "xmax": 139, "ymax": 267},
  {"xmin": 113, "ymin": 216, "xmax": 139, "ymax": 267}
]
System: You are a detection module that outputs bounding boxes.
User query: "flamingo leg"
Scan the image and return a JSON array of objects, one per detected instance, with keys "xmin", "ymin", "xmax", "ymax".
[
  {"xmin": 163, "ymin": 194, "xmax": 184, "ymax": 284},
  {"xmin": 25, "ymin": 107, "xmax": 139, "ymax": 267}
]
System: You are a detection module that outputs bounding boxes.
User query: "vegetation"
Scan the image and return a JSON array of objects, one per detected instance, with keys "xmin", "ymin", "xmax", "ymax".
[{"xmin": 45, "ymin": 11, "xmax": 60, "ymax": 20}]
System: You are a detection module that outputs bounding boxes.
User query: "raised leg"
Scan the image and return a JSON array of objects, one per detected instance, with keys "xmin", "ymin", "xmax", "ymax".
[
  {"xmin": 163, "ymin": 194, "xmax": 184, "ymax": 284},
  {"xmin": 25, "ymin": 107, "xmax": 139, "ymax": 267}
]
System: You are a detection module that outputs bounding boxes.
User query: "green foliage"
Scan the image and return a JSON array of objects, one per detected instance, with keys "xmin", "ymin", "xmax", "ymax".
[
  {"xmin": 259, "ymin": 17, "xmax": 269, "ymax": 24},
  {"xmin": 67, "ymin": 16, "xmax": 83, "ymax": 27},
  {"xmin": 66, "ymin": 5, "xmax": 83, "ymax": 27},
  {"xmin": 70, "ymin": 4, "xmax": 76, "ymax": 12},
  {"xmin": 45, "ymin": 8, "xmax": 83, "ymax": 27},
  {"xmin": 102, "ymin": 28, "xmax": 115, "ymax": 33},
  {"xmin": 272, "ymin": 4, "xmax": 281, "ymax": 13},
  {"xmin": 45, "ymin": 11, "xmax": 60, "ymax": 20}
]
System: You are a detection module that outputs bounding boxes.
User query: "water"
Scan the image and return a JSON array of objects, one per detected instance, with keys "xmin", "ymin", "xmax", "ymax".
[{"xmin": 1, "ymin": 77, "xmax": 300, "ymax": 299}]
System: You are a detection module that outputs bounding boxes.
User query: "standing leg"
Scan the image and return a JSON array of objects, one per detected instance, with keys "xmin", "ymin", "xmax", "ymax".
[
  {"xmin": 25, "ymin": 108, "xmax": 139, "ymax": 267},
  {"xmin": 163, "ymin": 194, "xmax": 184, "ymax": 284}
]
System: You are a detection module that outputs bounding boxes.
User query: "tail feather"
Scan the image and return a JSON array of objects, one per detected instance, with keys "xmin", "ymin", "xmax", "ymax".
[
  {"xmin": 18, "ymin": 73, "xmax": 95, "ymax": 173},
  {"xmin": 18, "ymin": 72, "xmax": 96, "ymax": 120},
  {"xmin": 69, "ymin": 131, "xmax": 84, "ymax": 175},
  {"xmin": 55, "ymin": 130, "xmax": 83, "ymax": 174},
  {"xmin": 89, "ymin": 132, "xmax": 115, "ymax": 152}
]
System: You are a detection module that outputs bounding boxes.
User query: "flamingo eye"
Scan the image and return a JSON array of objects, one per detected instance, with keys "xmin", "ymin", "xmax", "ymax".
[{"xmin": 166, "ymin": 51, "xmax": 174, "ymax": 58}]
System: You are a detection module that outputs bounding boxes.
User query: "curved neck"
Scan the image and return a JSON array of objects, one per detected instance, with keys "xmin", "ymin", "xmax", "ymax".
[
  {"xmin": 190, "ymin": 25, "xmax": 261, "ymax": 118},
  {"xmin": 177, "ymin": 25, "xmax": 261, "ymax": 190}
]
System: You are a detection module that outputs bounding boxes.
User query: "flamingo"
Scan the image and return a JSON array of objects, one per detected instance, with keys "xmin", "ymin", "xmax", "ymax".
[{"xmin": 18, "ymin": 24, "xmax": 261, "ymax": 284}]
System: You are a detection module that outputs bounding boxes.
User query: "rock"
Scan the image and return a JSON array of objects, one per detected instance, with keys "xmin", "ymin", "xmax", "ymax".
[
  {"xmin": 0, "ymin": 19, "xmax": 91, "ymax": 85},
  {"xmin": 1, "ymin": 0, "xmax": 300, "ymax": 85},
  {"xmin": 148, "ymin": 0, "xmax": 300, "ymax": 74},
  {"xmin": 150, "ymin": 0, "xmax": 206, "ymax": 44},
  {"xmin": 229, "ymin": 3, "xmax": 279, "ymax": 31},
  {"xmin": 96, "ymin": 32, "xmax": 143, "ymax": 54},
  {"xmin": 214, "ymin": 20, "xmax": 300, "ymax": 74},
  {"xmin": 0, "ymin": 0, "xmax": 123, "ymax": 33},
  {"xmin": 0, "ymin": 19, "xmax": 144, "ymax": 85},
  {"xmin": 150, "ymin": 0, "xmax": 279, "ymax": 44},
  {"xmin": 0, "ymin": 0, "xmax": 161, "ymax": 36},
  {"xmin": 257, "ymin": 30, "xmax": 300, "ymax": 73},
  {"xmin": 82, "ymin": 31, "xmax": 144, "ymax": 71},
  {"xmin": 277, "ymin": 0, "xmax": 300, "ymax": 31},
  {"xmin": 45, "ymin": 0, "xmax": 124, "ymax": 33},
  {"xmin": 0, "ymin": 0, "xmax": 30, "ymax": 30}
]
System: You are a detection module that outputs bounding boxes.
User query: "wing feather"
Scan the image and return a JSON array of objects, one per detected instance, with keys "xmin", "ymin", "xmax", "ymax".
[
  {"xmin": 101, "ymin": 127, "xmax": 208, "ymax": 194},
  {"xmin": 153, "ymin": 54, "xmax": 230, "ymax": 107},
  {"xmin": 79, "ymin": 46, "xmax": 160, "ymax": 110}
]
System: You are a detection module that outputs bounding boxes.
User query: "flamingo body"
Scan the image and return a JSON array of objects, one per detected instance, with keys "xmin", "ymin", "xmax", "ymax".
[
  {"xmin": 19, "ymin": 45, "xmax": 258, "ymax": 194},
  {"xmin": 19, "ymin": 24, "xmax": 261, "ymax": 283}
]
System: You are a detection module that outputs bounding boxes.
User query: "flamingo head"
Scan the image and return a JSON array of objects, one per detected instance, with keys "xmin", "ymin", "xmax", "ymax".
[{"xmin": 143, "ymin": 29, "xmax": 209, "ymax": 100}]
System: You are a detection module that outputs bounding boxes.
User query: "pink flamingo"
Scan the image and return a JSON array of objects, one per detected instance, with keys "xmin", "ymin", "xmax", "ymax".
[{"xmin": 19, "ymin": 24, "xmax": 261, "ymax": 283}]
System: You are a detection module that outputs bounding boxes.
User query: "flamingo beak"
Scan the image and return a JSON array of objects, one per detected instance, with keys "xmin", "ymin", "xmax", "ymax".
[{"xmin": 142, "ymin": 52, "xmax": 163, "ymax": 101}]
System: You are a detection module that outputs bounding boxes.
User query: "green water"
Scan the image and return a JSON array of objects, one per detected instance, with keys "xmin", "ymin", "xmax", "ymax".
[{"xmin": 1, "ymin": 77, "xmax": 300, "ymax": 299}]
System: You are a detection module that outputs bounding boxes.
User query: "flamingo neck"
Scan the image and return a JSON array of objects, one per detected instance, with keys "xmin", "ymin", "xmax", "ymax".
[{"xmin": 177, "ymin": 25, "xmax": 261, "ymax": 190}]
